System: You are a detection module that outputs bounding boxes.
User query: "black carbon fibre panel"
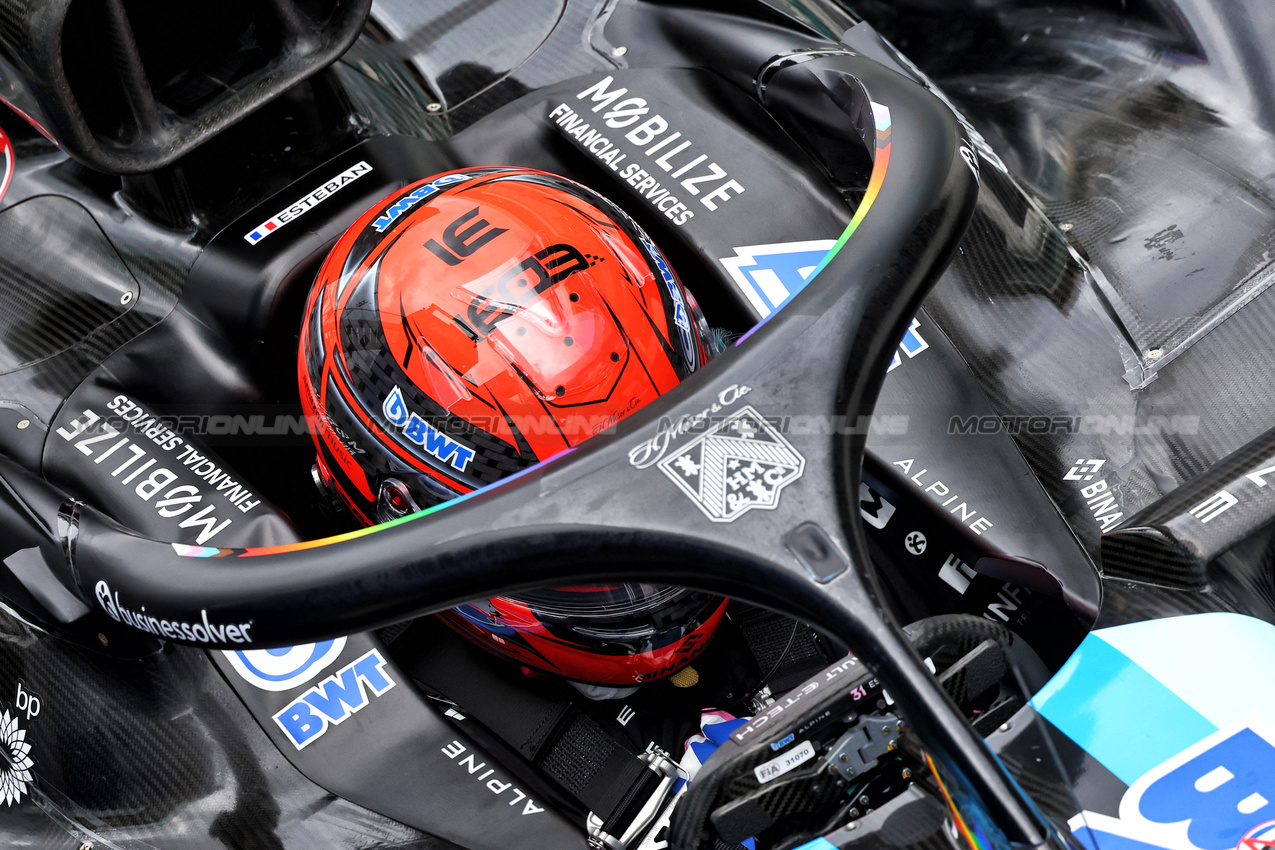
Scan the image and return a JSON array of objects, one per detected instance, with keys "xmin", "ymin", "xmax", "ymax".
[
  {"xmin": 1096, "ymin": 527, "xmax": 1275, "ymax": 630},
  {"xmin": 921, "ymin": 168, "xmax": 1144, "ymax": 560},
  {"xmin": 1101, "ymin": 427, "xmax": 1275, "ymax": 588},
  {"xmin": 406, "ymin": 0, "xmax": 621, "ymax": 136},
  {"xmin": 371, "ymin": 0, "xmax": 565, "ymax": 111},
  {"xmin": 858, "ymin": 1, "xmax": 1275, "ymax": 572},
  {"xmin": 988, "ymin": 705, "xmax": 1126, "ymax": 826},
  {"xmin": 0, "ymin": 198, "xmax": 139, "ymax": 374},
  {"xmin": 0, "ymin": 607, "xmax": 454, "ymax": 849},
  {"xmin": 0, "ymin": 109, "xmax": 194, "ymax": 439}
]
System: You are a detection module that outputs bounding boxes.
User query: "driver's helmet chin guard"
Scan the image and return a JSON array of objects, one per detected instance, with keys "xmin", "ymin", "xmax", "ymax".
[{"xmin": 299, "ymin": 166, "xmax": 727, "ymax": 686}]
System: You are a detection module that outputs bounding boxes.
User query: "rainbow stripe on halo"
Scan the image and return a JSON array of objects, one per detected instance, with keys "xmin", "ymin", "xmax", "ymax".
[
  {"xmin": 222, "ymin": 446, "xmax": 576, "ymax": 557},
  {"xmin": 734, "ymin": 100, "xmax": 892, "ymax": 345},
  {"xmin": 806, "ymin": 101, "xmax": 893, "ymax": 281},
  {"xmin": 924, "ymin": 753, "xmax": 995, "ymax": 850}
]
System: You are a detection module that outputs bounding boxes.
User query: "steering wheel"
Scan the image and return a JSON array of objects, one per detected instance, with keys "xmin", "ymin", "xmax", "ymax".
[{"xmin": 4, "ymin": 52, "xmax": 1054, "ymax": 848}]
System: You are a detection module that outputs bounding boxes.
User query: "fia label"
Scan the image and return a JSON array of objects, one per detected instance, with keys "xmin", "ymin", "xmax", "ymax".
[{"xmin": 753, "ymin": 739, "xmax": 815, "ymax": 784}]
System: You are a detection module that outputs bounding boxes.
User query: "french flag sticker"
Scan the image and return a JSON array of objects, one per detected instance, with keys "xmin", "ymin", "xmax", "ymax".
[
  {"xmin": 245, "ymin": 221, "xmax": 279, "ymax": 244},
  {"xmin": 242, "ymin": 160, "xmax": 372, "ymax": 245}
]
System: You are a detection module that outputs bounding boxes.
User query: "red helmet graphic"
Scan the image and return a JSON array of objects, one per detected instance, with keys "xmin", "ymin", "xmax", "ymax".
[{"xmin": 299, "ymin": 166, "xmax": 726, "ymax": 685}]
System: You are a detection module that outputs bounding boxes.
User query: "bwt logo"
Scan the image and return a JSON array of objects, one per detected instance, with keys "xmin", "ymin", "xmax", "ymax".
[
  {"xmin": 273, "ymin": 649, "xmax": 395, "ymax": 750},
  {"xmin": 383, "ymin": 386, "xmax": 476, "ymax": 472},
  {"xmin": 1072, "ymin": 717, "xmax": 1275, "ymax": 850}
]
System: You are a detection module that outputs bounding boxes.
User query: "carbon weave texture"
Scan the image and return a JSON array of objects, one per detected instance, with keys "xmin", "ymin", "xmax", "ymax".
[
  {"xmin": 0, "ymin": 607, "xmax": 454, "ymax": 848},
  {"xmin": 538, "ymin": 713, "xmax": 616, "ymax": 799}
]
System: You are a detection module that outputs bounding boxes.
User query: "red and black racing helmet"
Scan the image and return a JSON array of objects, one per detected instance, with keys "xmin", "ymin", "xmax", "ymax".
[{"xmin": 299, "ymin": 166, "xmax": 727, "ymax": 686}]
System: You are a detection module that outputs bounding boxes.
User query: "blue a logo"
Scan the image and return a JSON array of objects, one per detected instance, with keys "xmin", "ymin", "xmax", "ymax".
[
  {"xmin": 887, "ymin": 318, "xmax": 929, "ymax": 373},
  {"xmin": 718, "ymin": 240, "xmax": 836, "ymax": 318},
  {"xmin": 1072, "ymin": 718, "xmax": 1275, "ymax": 850},
  {"xmin": 224, "ymin": 638, "xmax": 346, "ymax": 692},
  {"xmin": 273, "ymin": 649, "xmax": 396, "ymax": 750}
]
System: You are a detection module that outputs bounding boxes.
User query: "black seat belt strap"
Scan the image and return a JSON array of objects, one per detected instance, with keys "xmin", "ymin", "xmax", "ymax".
[
  {"xmin": 402, "ymin": 624, "xmax": 677, "ymax": 849},
  {"xmin": 537, "ymin": 711, "xmax": 670, "ymax": 827}
]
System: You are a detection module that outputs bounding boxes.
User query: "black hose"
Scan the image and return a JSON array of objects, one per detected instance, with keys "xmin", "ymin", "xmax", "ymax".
[{"xmin": 905, "ymin": 613, "xmax": 1015, "ymax": 659}]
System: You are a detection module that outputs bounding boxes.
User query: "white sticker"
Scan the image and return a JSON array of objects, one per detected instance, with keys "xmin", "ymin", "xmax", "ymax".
[
  {"xmin": 656, "ymin": 405, "xmax": 805, "ymax": 523},
  {"xmin": 753, "ymin": 739, "xmax": 815, "ymax": 784},
  {"xmin": 244, "ymin": 161, "xmax": 372, "ymax": 244},
  {"xmin": 0, "ymin": 708, "xmax": 32, "ymax": 806}
]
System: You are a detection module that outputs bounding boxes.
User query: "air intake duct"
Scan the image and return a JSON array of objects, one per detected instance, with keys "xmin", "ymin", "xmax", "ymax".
[{"xmin": 0, "ymin": 0, "xmax": 371, "ymax": 174}]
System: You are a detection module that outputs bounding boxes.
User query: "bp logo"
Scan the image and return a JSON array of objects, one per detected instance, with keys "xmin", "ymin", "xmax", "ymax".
[
  {"xmin": 0, "ymin": 709, "xmax": 33, "ymax": 806},
  {"xmin": 658, "ymin": 406, "xmax": 804, "ymax": 522}
]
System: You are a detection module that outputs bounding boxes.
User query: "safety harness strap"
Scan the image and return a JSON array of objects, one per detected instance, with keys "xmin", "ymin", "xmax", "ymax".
[{"xmin": 401, "ymin": 623, "xmax": 675, "ymax": 849}]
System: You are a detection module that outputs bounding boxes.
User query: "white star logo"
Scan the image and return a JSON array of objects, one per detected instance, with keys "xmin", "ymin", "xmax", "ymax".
[{"xmin": 0, "ymin": 710, "xmax": 33, "ymax": 806}]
